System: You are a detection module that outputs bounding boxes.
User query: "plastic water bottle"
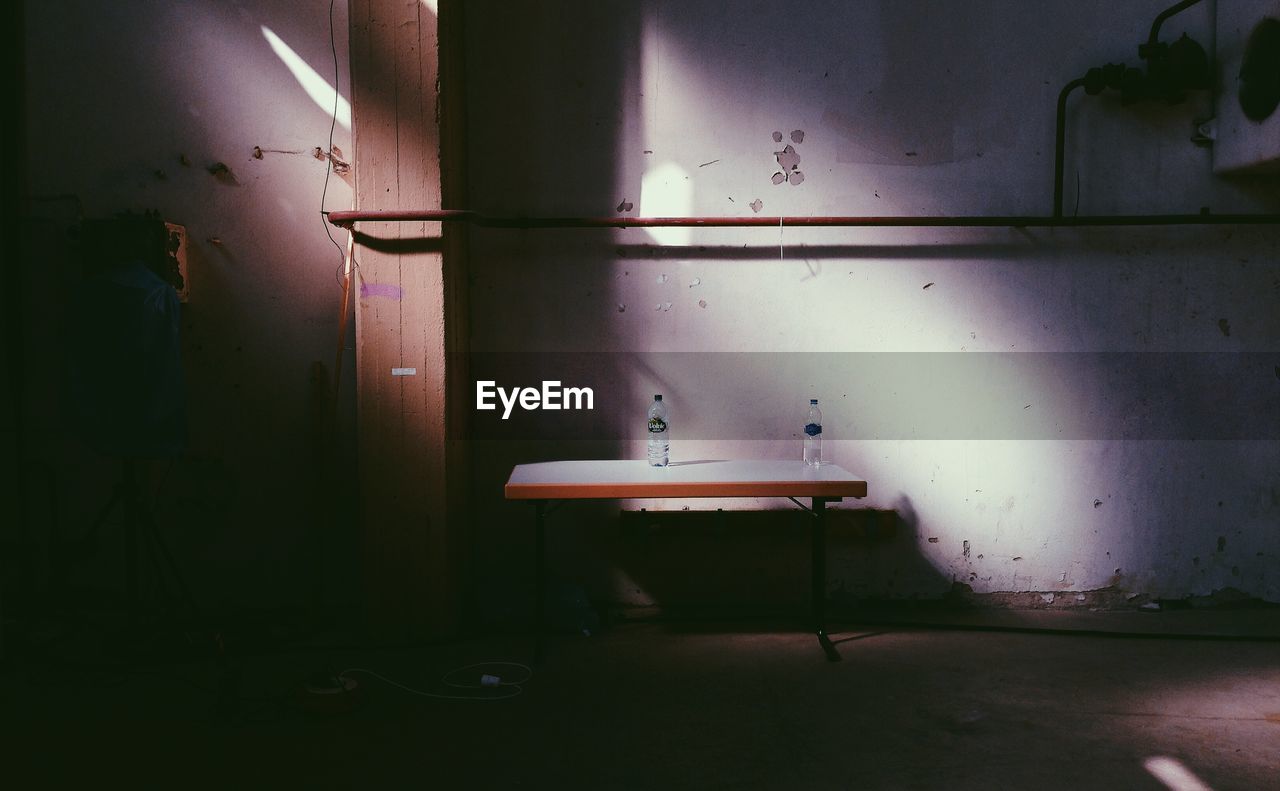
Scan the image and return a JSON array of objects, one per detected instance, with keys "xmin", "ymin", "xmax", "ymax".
[
  {"xmin": 804, "ymin": 399, "xmax": 822, "ymax": 466},
  {"xmin": 647, "ymin": 394, "xmax": 669, "ymax": 467}
]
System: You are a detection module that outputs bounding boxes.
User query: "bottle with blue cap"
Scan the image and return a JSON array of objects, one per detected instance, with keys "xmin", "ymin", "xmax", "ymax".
[{"xmin": 804, "ymin": 399, "xmax": 822, "ymax": 466}]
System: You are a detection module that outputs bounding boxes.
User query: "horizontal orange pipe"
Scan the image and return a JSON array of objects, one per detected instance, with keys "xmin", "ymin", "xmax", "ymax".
[{"xmin": 326, "ymin": 209, "xmax": 1280, "ymax": 230}]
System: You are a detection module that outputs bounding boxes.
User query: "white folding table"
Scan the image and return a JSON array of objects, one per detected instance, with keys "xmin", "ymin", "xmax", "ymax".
[{"xmin": 505, "ymin": 459, "xmax": 869, "ymax": 661}]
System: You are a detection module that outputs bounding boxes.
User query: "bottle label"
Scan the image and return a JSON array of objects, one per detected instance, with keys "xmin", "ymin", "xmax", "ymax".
[
  {"xmin": 804, "ymin": 422, "xmax": 822, "ymax": 437},
  {"xmin": 648, "ymin": 417, "xmax": 667, "ymax": 433}
]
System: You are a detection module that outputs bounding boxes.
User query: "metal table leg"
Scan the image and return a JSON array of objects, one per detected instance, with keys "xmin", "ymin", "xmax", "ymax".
[
  {"xmin": 812, "ymin": 497, "xmax": 841, "ymax": 662},
  {"xmin": 534, "ymin": 500, "xmax": 546, "ymax": 664}
]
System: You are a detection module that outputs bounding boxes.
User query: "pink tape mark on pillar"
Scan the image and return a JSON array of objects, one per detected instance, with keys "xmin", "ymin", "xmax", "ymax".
[{"xmin": 360, "ymin": 283, "xmax": 404, "ymax": 300}]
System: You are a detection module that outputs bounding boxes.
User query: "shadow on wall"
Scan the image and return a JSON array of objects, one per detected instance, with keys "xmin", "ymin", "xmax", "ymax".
[
  {"xmin": 17, "ymin": 0, "xmax": 358, "ymax": 620},
  {"xmin": 606, "ymin": 496, "xmax": 949, "ymax": 621},
  {"xmin": 461, "ymin": 0, "xmax": 642, "ymax": 625}
]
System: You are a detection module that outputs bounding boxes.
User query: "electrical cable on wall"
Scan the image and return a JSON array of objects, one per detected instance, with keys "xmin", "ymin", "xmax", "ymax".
[{"xmin": 322, "ymin": 0, "xmax": 352, "ymax": 290}]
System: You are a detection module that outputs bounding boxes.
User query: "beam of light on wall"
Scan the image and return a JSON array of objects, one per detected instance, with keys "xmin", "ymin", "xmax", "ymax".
[
  {"xmin": 261, "ymin": 26, "xmax": 351, "ymax": 130},
  {"xmin": 420, "ymin": 0, "xmax": 438, "ymax": 14},
  {"xmin": 624, "ymin": 5, "xmax": 1102, "ymax": 601},
  {"xmin": 1143, "ymin": 757, "xmax": 1215, "ymax": 791},
  {"xmin": 640, "ymin": 161, "xmax": 692, "ymax": 246}
]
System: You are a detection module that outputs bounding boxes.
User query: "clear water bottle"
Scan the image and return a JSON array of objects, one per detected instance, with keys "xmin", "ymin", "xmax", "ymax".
[
  {"xmin": 647, "ymin": 394, "xmax": 669, "ymax": 467},
  {"xmin": 804, "ymin": 398, "xmax": 823, "ymax": 466}
]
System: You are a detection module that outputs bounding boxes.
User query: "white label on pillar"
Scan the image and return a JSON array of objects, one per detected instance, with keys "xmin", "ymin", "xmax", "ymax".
[{"xmin": 391, "ymin": 368, "xmax": 417, "ymax": 376}]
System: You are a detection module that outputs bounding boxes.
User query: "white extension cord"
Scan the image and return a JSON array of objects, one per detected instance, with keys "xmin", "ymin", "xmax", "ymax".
[{"xmin": 338, "ymin": 662, "xmax": 533, "ymax": 701}]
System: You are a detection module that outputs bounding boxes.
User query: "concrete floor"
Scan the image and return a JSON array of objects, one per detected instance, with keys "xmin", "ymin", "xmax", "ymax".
[{"xmin": 4, "ymin": 613, "xmax": 1279, "ymax": 790}]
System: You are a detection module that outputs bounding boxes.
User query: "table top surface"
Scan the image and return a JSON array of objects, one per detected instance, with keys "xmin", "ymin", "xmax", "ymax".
[{"xmin": 504, "ymin": 459, "xmax": 868, "ymax": 500}]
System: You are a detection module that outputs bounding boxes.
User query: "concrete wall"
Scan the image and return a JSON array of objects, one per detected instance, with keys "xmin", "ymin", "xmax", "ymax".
[
  {"xmin": 19, "ymin": 0, "xmax": 356, "ymax": 613},
  {"xmin": 16, "ymin": 1, "xmax": 1276, "ymax": 629},
  {"xmin": 463, "ymin": 0, "xmax": 1280, "ymax": 617}
]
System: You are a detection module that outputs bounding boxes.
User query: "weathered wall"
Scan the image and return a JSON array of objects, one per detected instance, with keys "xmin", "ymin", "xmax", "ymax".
[
  {"xmin": 463, "ymin": 0, "xmax": 1280, "ymax": 619},
  {"xmin": 19, "ymin": 0, "xmax": 357, "ymax": 613}
]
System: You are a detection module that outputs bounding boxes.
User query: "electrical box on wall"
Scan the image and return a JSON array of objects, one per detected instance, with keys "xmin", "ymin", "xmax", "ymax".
[{"xmin": 1213, "ymin": 1, "xmax": 1280, "ymax": 174}]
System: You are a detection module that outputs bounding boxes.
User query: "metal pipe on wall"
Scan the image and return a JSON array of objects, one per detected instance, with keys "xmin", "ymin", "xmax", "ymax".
[
  {"xmin": 1054, "ymin": 0, "xmax": 1210, "ymax": 218},
  {"xmin": 327, "ymin": 209, "xmax": 1280, "ymax": 230},
  {"xmin": 1148, "ymin": 0, "xmax": 1206, "ymax": 48},
  {"xmin": 1054, "ymin": 78, "xmax": 1088, "ymax": 219}
]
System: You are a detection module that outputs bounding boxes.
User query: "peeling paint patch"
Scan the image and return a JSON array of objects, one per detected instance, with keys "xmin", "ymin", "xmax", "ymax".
[
  {"xmin": 775, "ymin": 145, "xmax": 801, "ymax": 172},
  {"xmin": 771, "ymin": 131, "xmax": 805, "ymax": 185},
  {"xmin": 923, "ymin": 282, "xmax": 934, "ymax": 289},
  {"xmin": 327, "ymin": 145, "xmax": 350, "ymax": 175},
  {"xmin": 616, "ymin": 199, "xmax": 634, "ymax": 213},
  {"xmin": 749, "ymin": 199, "xmax": 763, "ymax": 213},
  {"xmin": 698, "ymin": 159, "xmax": 720, "ymax": 168},
  {"xmin": 617, "ymin": 304, "xmax": 626, "ymax": 313},
  {"xmin": 656, "ymin": 273, "xmax": 668, "ymax": 284},
  {"xmin": 697, "ymin": 299, "xmax": 707, "ymax": 308},
  {"xmin": 962, "ymin": 540, "xmax": 970, "ymax": 559},
  {"xmin": 927, "ymin": 536, "xmax": 939, "ymax": 543},
  {"xmin": 688, "ymin": 277, "xmax": 701, "ymax": 288},
  {"xmin": 206, "ymin": 162, "xmax": 238, "ymax": 185},
  {"xmin": 1093, "ymin": 498, "xmax": 1103, "ymax": 508},
  {"xmin": 360, "ymin": 283, "xmax": 404, "ymax": 300}
]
